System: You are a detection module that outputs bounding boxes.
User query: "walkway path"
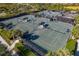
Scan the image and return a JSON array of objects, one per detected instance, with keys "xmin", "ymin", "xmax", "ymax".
[
  {"xmin": 0, "ymin": 35, "xmax": 19, "ymax": 55},
  {"xmin": 10, "ymin": 40, "xmax": 19, "ymax": 51},
  {"xmin": 0, "ymin": 36, "xmax": 10, "ymax": 49}
]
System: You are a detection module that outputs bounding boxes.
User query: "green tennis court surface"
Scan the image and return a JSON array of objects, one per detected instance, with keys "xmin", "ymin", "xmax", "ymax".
[
  {"xmin": 31, "ymin": 21, "xmax": 73, "ymax": 51},
  {"xmin": 1, "ymin": 15, "xmax": 73, "ymax": 51}
]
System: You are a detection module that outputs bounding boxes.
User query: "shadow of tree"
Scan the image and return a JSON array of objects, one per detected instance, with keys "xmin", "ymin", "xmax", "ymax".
[{"xmin": 22, "ymin": 31, "xmax": 39, "ymax": 40}]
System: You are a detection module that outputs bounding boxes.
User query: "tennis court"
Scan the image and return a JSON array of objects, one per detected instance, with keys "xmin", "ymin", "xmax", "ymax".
[
  {"xmin": 1, "ymin": 14, "xmax": 73, "ymax": 52},
  {"xmin": 31, "ymin": 21, "xmax": 73, "ymax": 51}
]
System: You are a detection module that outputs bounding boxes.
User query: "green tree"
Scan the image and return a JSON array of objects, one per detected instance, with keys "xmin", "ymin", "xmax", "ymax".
[
  {"xmin": 66, "ymin": 39, "xmax": 77, "ymax": 55},
  {"xmin": 15, "ymin": 43, "xmax": 36, "ymax": 56},
  {"xmin": 74, "ymin": 15, "xmax": 79, "ymax": 24},
  {"xmin": 52, "ymin": 48, "xmax": 71, "ymax": 56},
  {"xmin": 11, "ymin": 29, "xmax": 22, "ymax": 40},
  {"xmin": 45, "ymin": 51, "xmax": 53, "ymax": 56},
  {"xmin": 72, "ymin": 25, "xmax": 79, "ymax": 39},
  {"xmin": 0, "ymin": 23, "xmax": 5, "ymax": 29},
  {"xmin": 0, "ymin": 44, "xmax": 11, "ymax": 56}
]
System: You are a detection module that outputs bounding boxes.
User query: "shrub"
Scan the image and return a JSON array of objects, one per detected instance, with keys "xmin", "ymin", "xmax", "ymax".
[{"xmin": 66, "ymin": 39, "xmax": 77, "ymax": 55}]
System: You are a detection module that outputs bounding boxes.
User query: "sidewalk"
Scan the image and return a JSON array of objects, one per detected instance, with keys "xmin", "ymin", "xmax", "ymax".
[{"xmin": 0, "ymin": 35, "xmax": 19, "ymax": 55}]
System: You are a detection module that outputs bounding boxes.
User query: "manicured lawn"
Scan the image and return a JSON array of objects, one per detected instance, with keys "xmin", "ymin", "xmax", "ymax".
[{"xmin": 66, "ymin": 39, "xmax": 77, "ymax": 55}]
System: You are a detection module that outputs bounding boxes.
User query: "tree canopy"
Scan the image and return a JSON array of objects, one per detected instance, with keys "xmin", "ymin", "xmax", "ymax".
[
  {"xmin": 52, "ymin": 48, "xmax": 71, "ymax": 56},
  {"xmin": 74, "ymin": 15, "xmax": 79, "ymax": 24},
  {"xmin": 72, "ymin": 25, "xmax": 79, "ymax": 39}
]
